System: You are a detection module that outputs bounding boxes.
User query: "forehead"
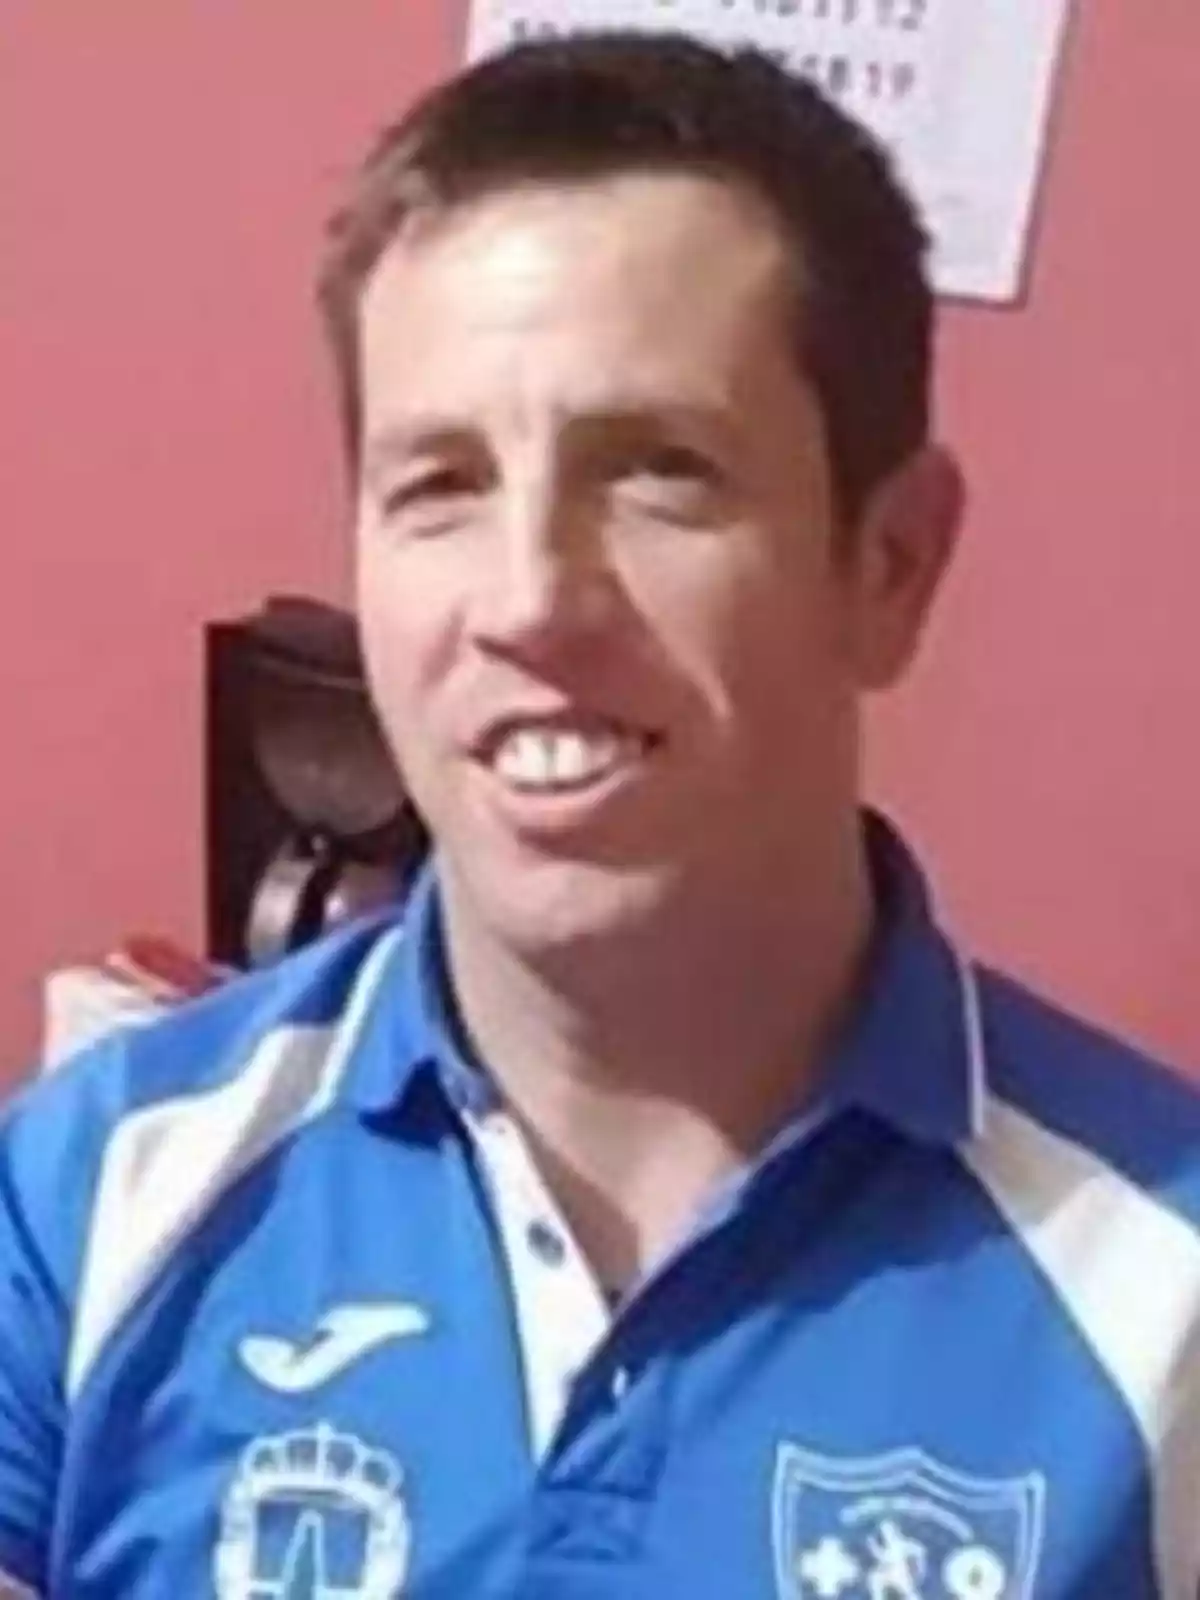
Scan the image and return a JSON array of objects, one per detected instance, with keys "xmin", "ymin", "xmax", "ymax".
[{"xmin": 356, "ymin": 173, "xmax": 806, "ymax": 423}]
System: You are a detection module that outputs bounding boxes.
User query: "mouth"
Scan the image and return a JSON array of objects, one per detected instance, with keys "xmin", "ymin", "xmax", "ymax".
[{"xmin": 472, "ymin": 714, "xmax": 662, "ymax": 806}]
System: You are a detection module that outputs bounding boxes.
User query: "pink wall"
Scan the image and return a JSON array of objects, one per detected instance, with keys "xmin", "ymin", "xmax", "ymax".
[
  {"xmin": 872, "ymin": 0, "xmax": 1200, "ymax": 1066},
  {"xmin": 2, "ymin": 3, "xmax": 1198, "ymax": 1075},
  {"xmin": 0, "ymin": 2, "xmax": 453, "ymax": 1070}
]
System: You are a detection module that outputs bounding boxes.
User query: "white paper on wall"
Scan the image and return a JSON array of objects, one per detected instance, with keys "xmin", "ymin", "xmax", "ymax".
[{"xmin": 464, "ymin": 0, "xmax": 1074, "ymax": 303}]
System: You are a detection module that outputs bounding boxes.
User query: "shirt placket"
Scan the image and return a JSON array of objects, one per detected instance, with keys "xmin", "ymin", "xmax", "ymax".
[{"xmin": 465, "ymin": 1108, "xmax": 614, "ymax": 1461}]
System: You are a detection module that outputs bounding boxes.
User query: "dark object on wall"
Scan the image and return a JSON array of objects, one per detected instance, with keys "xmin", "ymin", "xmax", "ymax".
[{"xmin": 205, "ymin": 596, "xmax": 428, "ymax": 968}]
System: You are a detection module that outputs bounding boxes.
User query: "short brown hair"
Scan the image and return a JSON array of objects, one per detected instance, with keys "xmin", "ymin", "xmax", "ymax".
[{"xmin": 317, "ymin": 31, "xmax": 932, "ymax": 524}]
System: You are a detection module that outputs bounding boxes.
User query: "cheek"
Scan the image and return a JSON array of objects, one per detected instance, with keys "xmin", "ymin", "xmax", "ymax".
[
  {"xmin": 732, "ymin": 605, "xmax": 850, "ymax": 753},
  {"xmin": 355, "ymin": 546, "xmax": 459, "ymax": 758},
  {"xmin": 628, "ymin": 538, "xmax": 847, "ymax": 726}
]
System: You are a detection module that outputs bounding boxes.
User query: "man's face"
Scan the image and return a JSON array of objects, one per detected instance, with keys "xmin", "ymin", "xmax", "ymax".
[{"xmin": 355, "ymin": 173, "xmax": 954, "ymax": 957}]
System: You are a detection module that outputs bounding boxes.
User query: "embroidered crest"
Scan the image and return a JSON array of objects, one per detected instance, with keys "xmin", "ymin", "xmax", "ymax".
[
  {"xmin": 214, "ymin": 1422, "xmax": 410, "ymax": 1598},
  {"xmin": 773, "ymin": 1443, "xmax": 1045, "ymax": 1600}
]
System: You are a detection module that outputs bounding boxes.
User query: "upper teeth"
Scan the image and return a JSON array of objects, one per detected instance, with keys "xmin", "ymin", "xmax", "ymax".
[{"xmin": 491, "ymin": 727, "xmax": 642, "ymax": 790}]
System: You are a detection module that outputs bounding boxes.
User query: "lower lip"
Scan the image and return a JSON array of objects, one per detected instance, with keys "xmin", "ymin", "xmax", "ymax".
[{"xmin": 473, "ymin": 746, "xmax": 657, "ymax": 838}]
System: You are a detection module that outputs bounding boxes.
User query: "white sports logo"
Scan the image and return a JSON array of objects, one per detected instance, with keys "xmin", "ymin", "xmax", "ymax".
[
  {"xmin": 774, "ymin": 1443, "xmax": 1046, "ymax": 1600},
  {"xmin": 214, "ymin": 1422, "xmax": 410, "ymax": 1599},
  {"xmin": 238, "ymin": 1304, "xmax": 431, "ymax": 1394}
]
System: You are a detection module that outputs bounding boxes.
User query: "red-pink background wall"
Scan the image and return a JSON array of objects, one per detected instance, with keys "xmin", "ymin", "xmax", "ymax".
[{"xmin": 2, "ymin": 2, "xmax": 1198, "ymax": 1078}]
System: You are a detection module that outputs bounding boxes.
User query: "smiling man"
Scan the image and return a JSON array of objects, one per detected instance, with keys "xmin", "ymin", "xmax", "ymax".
[{"xmin": 3, "ymin": 31, "xmax": 1200, "ymax": 1600}]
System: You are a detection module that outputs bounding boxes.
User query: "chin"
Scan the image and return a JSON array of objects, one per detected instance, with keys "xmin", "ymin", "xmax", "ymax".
[{"xmin": 446, "ymin": 846, "xmax": 676, "ymax": 961}]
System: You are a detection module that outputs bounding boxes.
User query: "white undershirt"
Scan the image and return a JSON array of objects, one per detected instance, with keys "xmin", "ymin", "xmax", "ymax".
[{"xmin": 464, "ymin": 1107, "xmax": 620, "ymax": 1460}]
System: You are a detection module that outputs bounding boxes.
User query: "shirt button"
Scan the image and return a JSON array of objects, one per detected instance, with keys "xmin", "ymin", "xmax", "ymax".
[
  {"xmin": 610, "ymin": 1365, "xmax": 631, "ymax": 1402},
  {"xmin": 527, "ymin": 1218, "xmax": 567, "ymax": 1266}
]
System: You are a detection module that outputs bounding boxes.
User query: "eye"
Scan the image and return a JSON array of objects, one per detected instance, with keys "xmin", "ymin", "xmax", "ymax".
[
  {"xmin": 615, "ymin": 443, "xmax": 725, "ymax": 522},
  {"xmin": 630, "ymin": 444, "xmax": 716, "ymax": 483},
  {"xmin": 378, "ymin": 466, "xmax": 478, "ymax": 520}
]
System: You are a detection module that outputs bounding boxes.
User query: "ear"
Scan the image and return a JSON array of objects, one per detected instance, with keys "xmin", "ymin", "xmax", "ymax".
[{"xmin": 843, "ymin": 444, "xmax": 965, "ymax": 692}]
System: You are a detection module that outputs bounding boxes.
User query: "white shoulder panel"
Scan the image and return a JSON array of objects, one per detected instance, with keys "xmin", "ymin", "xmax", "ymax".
[
  {"xmin": 67, "ymin": 931, "xmax": 401, "ymax": 1403},
  {"xmin": 963, "ymin": 1096, "xmax": 1200, "ymax": 1599}
]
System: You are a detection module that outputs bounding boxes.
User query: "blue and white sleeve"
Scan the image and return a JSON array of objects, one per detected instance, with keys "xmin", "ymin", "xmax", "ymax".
[{"xmin": 0, "ymin": 1081, "xmax": 79, "ymax": 1598}]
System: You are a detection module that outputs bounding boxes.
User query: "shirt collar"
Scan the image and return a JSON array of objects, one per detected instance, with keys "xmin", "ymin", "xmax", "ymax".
[
  {"xmin": 343, "ymin": 861, "xmax": 494, "ymax": 1117},
  {"xmin": 819, "ymin": 814, "xmax": 987, "ymax": 1147},
  {"xmin": 345, "ymin": 813, "xmax": 988, "ymax": 1147}
]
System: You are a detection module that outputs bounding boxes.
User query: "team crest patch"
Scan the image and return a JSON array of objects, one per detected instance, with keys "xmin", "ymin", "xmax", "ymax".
[
  {"xmin": 214, "ymin": 1422, "xmax": 410, "ymax": 1598},
  {"xmin": 772, "ymin": 1443, "xmax": 1045, "ymax": 1600}
]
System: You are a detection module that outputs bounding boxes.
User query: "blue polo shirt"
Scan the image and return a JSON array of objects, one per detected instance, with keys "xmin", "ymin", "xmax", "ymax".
[{"xmin": 2, "ymin": 822, "xmax": 1200, "ymax": 1599}]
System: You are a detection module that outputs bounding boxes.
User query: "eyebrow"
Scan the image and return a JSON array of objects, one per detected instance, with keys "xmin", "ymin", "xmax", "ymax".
[
  {"xmin": 362, "ymin": 402, "xmax": 743, "ymax": 481},
  {"xmin": 361, "ymin": 422, "xmax": 477, "ymax": 485}
]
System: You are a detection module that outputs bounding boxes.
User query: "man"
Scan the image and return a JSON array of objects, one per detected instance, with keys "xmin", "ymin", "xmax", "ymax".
[{"xmin": 2, "ymin": 30, "xmax": 1198, "ymax": 1599}]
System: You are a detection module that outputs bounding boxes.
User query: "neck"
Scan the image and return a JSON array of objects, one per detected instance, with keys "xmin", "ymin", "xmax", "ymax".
[{"xmin": 439, "ymin": 817, "xmax": 874, "ymax": 1289}]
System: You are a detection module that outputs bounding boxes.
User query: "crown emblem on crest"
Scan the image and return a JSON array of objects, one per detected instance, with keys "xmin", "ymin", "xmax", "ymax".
[
  {"xmin": 215, "ymin": 1422, "xmax": 411, "ymax": 1599},
  {"xmin": 233, "ymin": 1423, "xmax": 403, "ymax": 1512}
]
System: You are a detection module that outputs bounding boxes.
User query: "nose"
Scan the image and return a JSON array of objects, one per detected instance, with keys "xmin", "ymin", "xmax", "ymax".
[{"xmin": 467, "ymin": 486, "xmax": 621, "ymax": 660}]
